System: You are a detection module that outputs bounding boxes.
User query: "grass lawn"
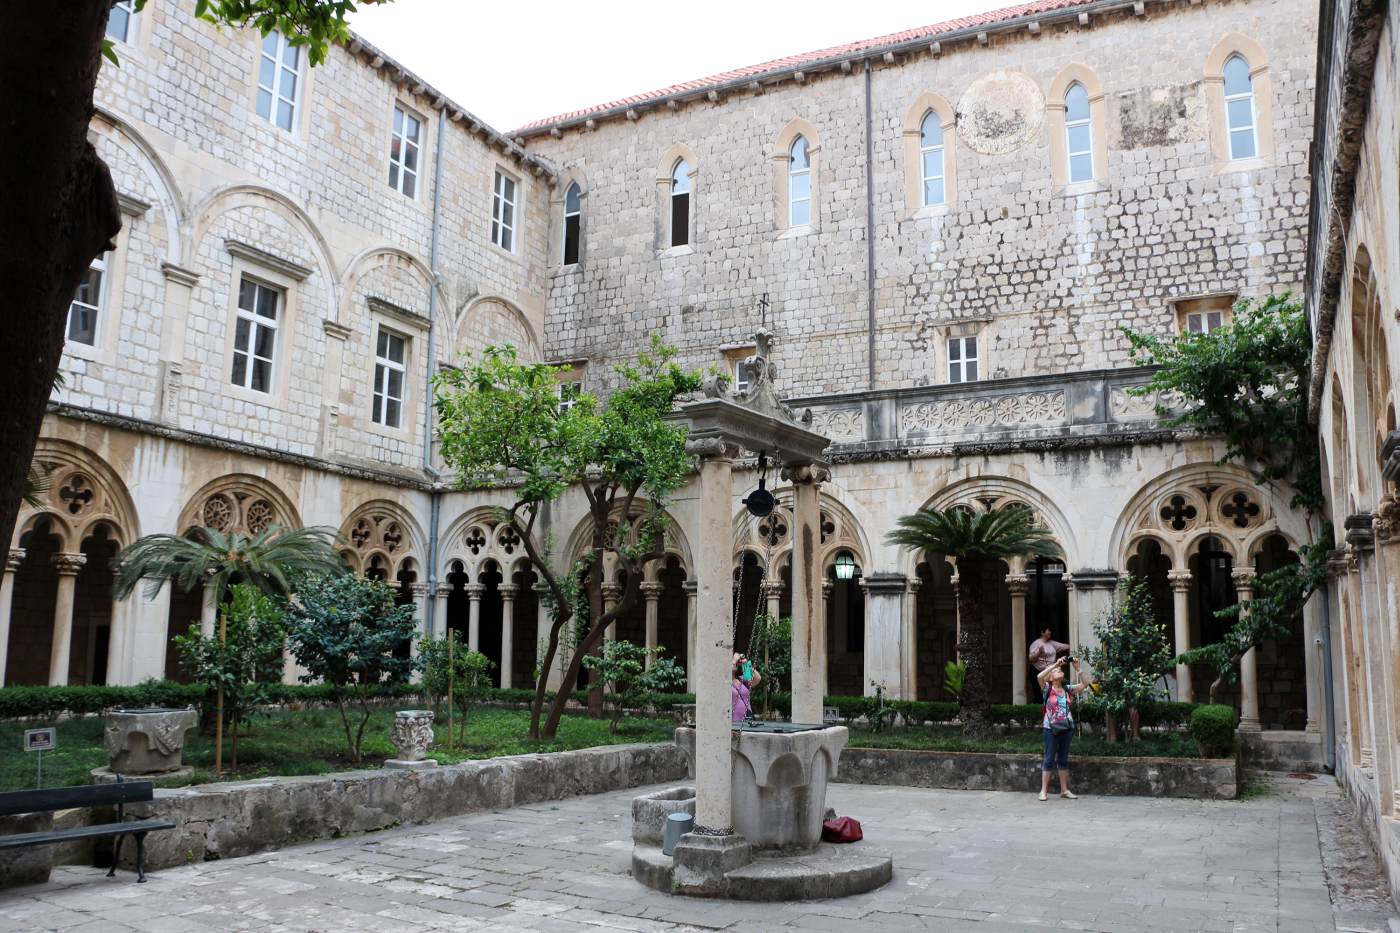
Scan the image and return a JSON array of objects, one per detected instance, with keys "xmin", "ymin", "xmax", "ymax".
[
  {"xmin": 846, "ymin": 724, "xmax": 1205, "ymax": 758},
  {"xmin": 0, "ymin": 706, "xmax": 675, "ymax": 793}
]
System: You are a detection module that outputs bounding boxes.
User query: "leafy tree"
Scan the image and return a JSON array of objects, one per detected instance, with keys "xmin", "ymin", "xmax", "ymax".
[
  {"xmin": 417, "ymin": 635, "xmax": 494, "ymax": 744},
  {"xmin": 582, "ymin": 641, "xmax": 687, "ymax": 734},
  {"xmin": 0, "ymin": 0, "xmax": 387, "ymax": 616},
  {"xmin": 173, "ymin": 585, "xmax": 286, "ymax": 767},
  {"xmin": 284, "ymin": 573, "xmax": 418, "ymax": 764},
  {"xmin": 434, "ymin": 338, "xmax": 701, "ymax": 739},
  {"xmin": 114, "ymin": 523, "xmax": 345, "ymax": 770},
  {"xmin": 746, "ymin": 613, "xmax": 791, "ymax": 716},
  {"xmin": 1125, "ymin": 294, "xmax": 1329, "ymax": 704},
  {"xmin": 1086, "ymin": 576, "xmax": 1173, "ymax": 742},
  {"xmin": 887, "ymin": 504, "xmax": 1060, "ymax": 737}
]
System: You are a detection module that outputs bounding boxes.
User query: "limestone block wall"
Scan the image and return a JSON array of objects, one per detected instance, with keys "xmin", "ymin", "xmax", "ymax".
[{"xmin": 525, "ymin": 0, "xmax": 1315, "ymax": 399}]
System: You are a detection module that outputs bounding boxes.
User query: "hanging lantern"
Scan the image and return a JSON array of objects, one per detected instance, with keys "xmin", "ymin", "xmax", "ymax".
[
  {"xmin": 834, "ymin": 551, "xmax": 856, "ymax": 580},
  {"xmin": 743, "ymin": 452, "xmax": 775, "ymax": 518}
]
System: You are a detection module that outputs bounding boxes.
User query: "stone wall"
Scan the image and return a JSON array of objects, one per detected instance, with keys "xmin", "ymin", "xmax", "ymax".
[
  {"xmin": 837, "ymin": 746, "xmax": 1238, "ymax": 798},
  {"xmin": 125, "ymin": 742, "xmax": 687, "ymax": 871}
]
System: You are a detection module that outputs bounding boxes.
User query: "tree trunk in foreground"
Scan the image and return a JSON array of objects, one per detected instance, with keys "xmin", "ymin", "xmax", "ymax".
[
  {"xmin": 956, "ymin": 561, "xmax": 993, "ymax": 738},
  {"xmin": 0, "ymin": 5, "xmax": 123, "ymax": 554}
]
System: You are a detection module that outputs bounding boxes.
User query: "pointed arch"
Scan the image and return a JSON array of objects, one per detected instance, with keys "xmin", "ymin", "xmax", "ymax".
[
  {"xmin": 901, "ymin": 476, "xmax": 1078, "ymax": 577},
  {"xmin": 92, "ymin": 105, "xmax": 187, "ymax": 264},
  {"xmin": 772, "ymin": 117, "xmax": 821, "ymax": 231},
  {"xmin": 337, "ymin": 246, "xmax": 435, "ymax": 328},
  {"xmin": 656, "ymin": 143, "xmax": 698, "ymax": 250},
  {"xmin": 176, "ymin": 474, "xmax": 301, "ymax": 536},
  {"xmin": 340, "ymin": 499, "xmax": 426, "ymax": 580},
  {"xmin": 439, "ymin": 506, "xmax": 542, "ymax": 581},
  {"xmin": 902, "ymin": 92, "xmax": 957, "ymax": 212},
  {"xmin": 1204, "ymin": 33, "xmax": 1275, "ymax": 164},
  {"xmin": 1047, "ymin": 64, "xmax": 1107, "ymax": 187},
  {"xmin": 455, "ymin": 294, "xmax": 542, "ymax": 364},
  {"xmin": 16, "ymin": 439, "xmax": 140, "ymax": 551}
]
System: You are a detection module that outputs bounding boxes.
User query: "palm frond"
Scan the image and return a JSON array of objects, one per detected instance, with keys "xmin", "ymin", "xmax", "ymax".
[
  {"xmin": 886, "ymin": 503, "xmax": 1061, "ymax": 563},
  {"xmin": 22, "ymin": 465, "xmax": 52, "ymax": 510}
]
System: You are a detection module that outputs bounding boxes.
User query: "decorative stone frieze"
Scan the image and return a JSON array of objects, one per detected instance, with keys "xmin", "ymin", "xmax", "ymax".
[{"xmin": 899, "ymin": 391, "xmax": 1065, "ymax": 436}]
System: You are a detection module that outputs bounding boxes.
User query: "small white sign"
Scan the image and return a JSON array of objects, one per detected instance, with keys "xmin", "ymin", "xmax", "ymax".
[{"xmin": 23, "ymin": 728, "xmax": 56, "ymax": 752}]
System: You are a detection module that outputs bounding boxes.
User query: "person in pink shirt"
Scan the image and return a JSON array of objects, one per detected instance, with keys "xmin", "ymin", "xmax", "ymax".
[
  {"xmin": 731, "ymin": 653, "xmax": 761, "ymax": 722},
  {"xmin": 1028, "ymin": 627, "xmax": 1070, "ymax": 701}
]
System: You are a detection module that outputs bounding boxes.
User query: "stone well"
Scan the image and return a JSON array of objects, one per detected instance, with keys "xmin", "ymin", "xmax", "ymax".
[{"xmin": 103, "ymin": 707, "xmax": 198, "ymax": 774}]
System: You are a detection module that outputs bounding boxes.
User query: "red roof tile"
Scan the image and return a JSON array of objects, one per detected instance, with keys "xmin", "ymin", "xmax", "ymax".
[{"xmin": 514, "ymin": 0, "xmax": 1091, "ymax": 133}]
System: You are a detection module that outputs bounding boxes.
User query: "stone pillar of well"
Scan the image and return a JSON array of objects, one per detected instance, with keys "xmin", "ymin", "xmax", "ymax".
[
  {"xmin": 1168, "ymin": 569, "xmax": 1193, "ymax": 702},
  {"xmin": 641, "ymin": 581, "xmax": 663, "ymax": 668},
  {"xmin": 1233, "ymin": 569, "xmax": 1261, "ymax": 732},
  {"xmin": 1006, "ymin": 572, "xmax": 1029, "ymax": 705},
  {"xmin": 862, "ymin": 573, "xmax": 907, "ymax": 700},
  {"xmin": 786, "ymin": 463, "xmax": 829, "ymax": 725},
  {"xmin": 0, "ymin": 549, "xmax": 24, "ymax": 685},
  {"xmin": 601, "ymin": 582, "xmax": 622, "ymax": 644},
  {"xmin": 498, "ymin": 584, "xmax": 517, "ymax": 689},
  {"xmin": 465, "ymin": 583, "xmax": 484, "ymax": 652},
  {"xmin": 48, "ymin": 553, "xmax": 87, "ymax": 686},
  {"xmin": 683, "ymin": 580, "xmax": 697, "ymax": 692}
]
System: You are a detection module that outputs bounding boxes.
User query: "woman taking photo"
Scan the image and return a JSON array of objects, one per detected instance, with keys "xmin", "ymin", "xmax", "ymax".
[
  {"xmin": 1037, "ymin": 656, "xmax": 1091, "ymax": 801},
  {"xmin": 731, "ymin": 653, "xmax": 761, "ymax": 723}
]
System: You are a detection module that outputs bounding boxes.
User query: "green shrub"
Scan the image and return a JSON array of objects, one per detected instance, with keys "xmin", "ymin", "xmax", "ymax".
[
  {"xmin": 888, "ymin": 700, "xmax": 959, "ymax": 724},
  {"xmin": 1190, "ymin": 704, "xmax": 1237, "ymax": 757},
  {"xmin": 989, "ymin": 703, "xmax": 1044, "ymax": 727}
]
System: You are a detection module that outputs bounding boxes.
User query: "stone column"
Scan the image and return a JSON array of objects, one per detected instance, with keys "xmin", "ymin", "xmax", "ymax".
[
  {"xmin": 1346, "ymin": 547, "xmax": 1376, "ymax": 766},
  {"xmin": 48, "ymin": 553, "xmax": 87, "ymax": 686},
  {"xmin": 820, "ymin": 580, "xmax": 832, "ymax": 702},
  {"xmin": 535, "ymin": 581, "xmax": 562, "ymax": 691},
  {"xmin": 200, "ymin": 577, "xmax": 217, "ymax": 638},
  {"xmin": 1068, "ymin": 570, "xmax": 1117, "ymax": 666},
  {"xmin": 862, "ymin": 574, "xmax": 907, "ymax": 699},
  {"xmin": 1234, "ymin": 570, "xmax": 1261, "ymax": 732},
  {"xmin": 641, "ymin": 581, "xmax": 663, "ymax": 668},
  {"xmin": 465, "ymin": 583, "xmax": 484, "ymax": 652},
  {"xmin": 127, "ymin": 575, "xmax": 173, "ymax": 685},
  {"xmin": 690, "ymin": 439, "xmax": 740, "ymax": 834},
  {"xmin": 684, "ymin": 580, "xmax": 697, "ymax": 692},
  {"xmin": 1348, "ymin": 515, "xmax": 1395, "ymax": 810},
  {"xmin": 1372, "ymin": 500, "xmax": 1400, "ymax": 796},
  {"xmin": 763, "ymin": 580, "xmax": 783, "ymax": 622},
  {"xmin": 786, "ymin": 463, "xmax": 828, "ymax": 725},
  {"xmin": 1168, "ymin": 569, "xmax": 1193, "ymax": 702},
  {"xmin": 1006, "ymin": 573, "xmax": 1029, "ymax": 705},
  {"xmin": 601, "ymin": 582, "xmax": 621, "ymax": 643},
  {"xmin": 0, "ymin": 549, "xmax": 24, "ymax": 685},
  {"xmin": 409, "ymin": 583, "xmax": 431, "ymax": 684},
  {"xmin": 434, "ymin": 583, "xmax": 451, "ymax": 641},
  {"xmin": 498, "ymin": 584, "xmax": 517, "ymax": 689},
  {"xmin": 1062, "ymin": 573, "xmax": 1077, "ymax": 658},
  {"xmin": 902, "ymin": 576, "xmax": 920, "ymax": 700}
]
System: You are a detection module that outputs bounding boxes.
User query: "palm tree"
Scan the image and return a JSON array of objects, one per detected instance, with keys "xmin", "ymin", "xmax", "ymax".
[
  {"xmin": 114, "ymin": 523, "xmax": 347, "ymax": 771},
  {"xmin": 887, "ymin": 504, "xmax": 1060, "ymax": 737}
]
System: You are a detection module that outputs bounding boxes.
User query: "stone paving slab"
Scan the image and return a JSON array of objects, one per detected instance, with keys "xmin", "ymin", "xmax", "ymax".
[{"xmin": 0, "ymin": 773, "xmax": 1396, "ymax": 931}]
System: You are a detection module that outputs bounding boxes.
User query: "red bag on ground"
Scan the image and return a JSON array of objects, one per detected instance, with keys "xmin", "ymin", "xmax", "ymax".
[{"xmin": 821, "ymin": 816, "xmax": 863, "ymax": 843}]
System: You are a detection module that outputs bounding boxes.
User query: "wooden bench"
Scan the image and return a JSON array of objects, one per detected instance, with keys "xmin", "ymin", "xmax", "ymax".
[{"xmin": 0, "ymin": 779, "xmax": 175, "ymax": 883}]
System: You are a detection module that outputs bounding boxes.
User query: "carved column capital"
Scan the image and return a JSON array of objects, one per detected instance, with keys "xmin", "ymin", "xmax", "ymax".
[
  {"xmin": 781, "ymin": 462, "xmax": 831, "ymax": 485},
  {"xmin": 436, "ymin": 583, "xmax": 454, "ymax": 599},
  {"xmin": 498, "ymin": 584, "xmax": 519, "ymax": 600},
  {"xmin": 1004, "ymin": 573, "xmax": 1029, "ymax": 596},
  {"xmin": 1231, "ymin": 569, "xmax": 1255, "ymax": 597},
  {"xmin": 640, "ymin": 581, "xmax": 664, "ymax": 599},
  {"xmin": 1374, "ymin": 496, "xmax": 1400, "ymax": 544},
  {"xmin": 51, "ymin": 553, "xmax": 87, "ymax": 576},
  {"xmin": 5, "ymin": 549, "xmax": 25, "ymax": 573},
  {"xmin": 464, "ymin": 583, "xmax": 486, "ymax": 600},
  {"xmin": 601, "ymin": 582, "xmax": 623, "ymax": 600},
  {"xmin": 410, "ymin": 582, "xmax": 432, "ymax": 599},
  {"xmin": 1167, "ymin": 569, "xmax": 1193, "ymax": 592}
]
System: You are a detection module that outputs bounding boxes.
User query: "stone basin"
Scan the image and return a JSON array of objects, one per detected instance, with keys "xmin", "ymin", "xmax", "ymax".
[
  {"xmin": 104, "ymin": 707, "xmax": 199, "ymax": 774},
  {"xmin": 674, "ymin": 723, "xmax": 848, "ymax": 852}
]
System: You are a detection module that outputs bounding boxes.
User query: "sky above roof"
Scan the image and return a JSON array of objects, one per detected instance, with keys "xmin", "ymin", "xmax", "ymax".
[{"xmin": 348, "ymin": 0, "xmax": 1021, "ymax": 133}]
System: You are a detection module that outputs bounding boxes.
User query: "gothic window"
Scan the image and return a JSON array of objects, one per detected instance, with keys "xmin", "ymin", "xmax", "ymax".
[
  {"xmin": 948, "ymin": 336, "xmax": 979, "ymax": 384},
  {"xmin": 670, "ymin": 158, "xmax": 691, "ymax": 248},
  {"xmin": 1064, "ymin": 83, "xmax": 1094, "ymax": 183},
  {"xmin": 1223, "ymin": 55, "xmax": 1257, "ymax": 160},
  {"xmin": 788, "ymin": 136, "xmax": 811, "ymax": 227},
  {"xmin": 919, "ymin": 113, "xmax": 945, "ymax": 206},
  {"xmin": 107, "ymin": 0, "xmax": 137, "ymax": 43},
  {"xmin": 231, "ymin": 276, "xmax": 279, "ymax": 393},
  {"xmin": 562, "ymin": 182, "xmax": 582, "ymax": 265},
  {"xmin": 492, "ymin": 169, "xmax": 518, "ymax": 252},
  {"xmin": 68, "ymin": 252, "xmax": 107, "ymax": 346},
  {"xmin": 373, "ymin": 327, "xmax": 407, "ymax": 428},
  {"xmin": 256, "ymin": 29, "xmax": 302, "ymax": 131},
  {"xmin": 388, "ymin": 105, "xmax": 422, "ymax": 198}
]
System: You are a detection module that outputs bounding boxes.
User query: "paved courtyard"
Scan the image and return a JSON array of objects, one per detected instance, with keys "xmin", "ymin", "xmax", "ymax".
[{"xmin": 1, "ymin": 774, "xmax": 1396, "ymax": 932}]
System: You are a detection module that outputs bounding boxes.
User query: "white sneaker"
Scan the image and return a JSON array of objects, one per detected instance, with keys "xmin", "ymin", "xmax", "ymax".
[{"xmin": 1038, "ymin": 790, "xmax": 1048, "ymax": 801}]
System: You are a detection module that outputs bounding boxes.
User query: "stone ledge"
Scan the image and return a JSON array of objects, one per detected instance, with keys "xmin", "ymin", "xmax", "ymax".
[
  {"xmin": 837, "ymin": 746, "xmax": 1237, "ymax": 799},
  {"xmin": 632, "ymin": 842, "xmax": 893, "ymax": 900},
  {"xmin": 119, "ymin": 742, "xmax": 687, "ymax": 871},
  {"xmin": 1237, "ymin": 729, "xmax": 1324, "ymax": 772}
]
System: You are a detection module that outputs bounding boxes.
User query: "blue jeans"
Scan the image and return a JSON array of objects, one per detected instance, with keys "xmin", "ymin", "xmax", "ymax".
[{"xmin": 1042, "ymin": 727, "xmax": 1072, "ymax": 771}]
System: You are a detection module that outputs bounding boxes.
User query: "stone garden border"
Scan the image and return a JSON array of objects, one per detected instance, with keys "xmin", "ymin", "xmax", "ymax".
[{"xmin": 837, "ymin": 746, "xmax": 1238, "ymax": 798}]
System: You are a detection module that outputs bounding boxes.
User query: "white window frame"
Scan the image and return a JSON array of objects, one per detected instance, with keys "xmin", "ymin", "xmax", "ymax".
[
  {"xmin": 732, "ymin": 358, "xmax": 751, "ymax": 395},
  {"xmin": 948, "ymin": 335, "xmax": 979, "ymax": 385},
  {"xmin": 919, "ymin": 113, "xmax": 945, "ymax": 207},
  {"xmin": 372, "ymin": 326, "xmax": 408, "ymax": 428},
  {"xmin": 256, "ymin": 29, "xmax": 303, "ymax": 132},
  {"xmin": 557, "ymin": 380, "xmax": 582, "ymax": 415},
  {"xmin": 1064, "ymin": 83, "xmax": 1094, "ymax": 183},
  {"xmin": 491, "ymin": 169, "xmax": 518, "ymax": 252},
  {"xmin": 1223, "ymin": 55, "xmax": 1258, "ymax": 161},
  {"xmin": 230, "ymin": 276, "xmax": 281, "ymax": 394},
  {"xmin": 107, "ymin": 0, "xmax": 137, "ymax": 44},
  {"xmin": 788, "ymin": 137, "xmax": 811, "ymax": 228},
  {"xmin": 670, "ymin": 159, "xmax": 691, "ymax": 248},
  {"xmin": 67, "ymin": 252, "xmax": 108, "ymax": 348},
  {"xmin": 562, "ymin": 182, "xmax": 582, "ymax": 266},
  {"xmin": 1184, "ymin": 309, "xmax": 1227, "ymax": 334},
  {"xmin": 388, "ymin": 104, "xmax": 423, "ymax": 199}
]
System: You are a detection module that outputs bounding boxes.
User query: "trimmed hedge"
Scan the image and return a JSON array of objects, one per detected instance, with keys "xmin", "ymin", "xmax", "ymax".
[{"xmin": 1190, "ymin": 704, "xmax": 1237, "ymax": 757}]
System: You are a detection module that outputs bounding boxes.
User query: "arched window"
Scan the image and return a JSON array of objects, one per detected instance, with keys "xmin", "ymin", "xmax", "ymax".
[
  {"xmin": 919, "ymin": 113, "xmax": 945, "ymax": 206},
  {"xmin": 670, "ymin": 159, "xmax": 690, "ymax": 247},
  {"xmin": 788, "ymin": 136, "xmax": 811, "ymax": 227},
  {"xmin": 1223, "ymin": 55, "xmax": 1256, "ymax": 159},
  {"xmin": 562, "ymin": 182, "xmax": 581, "ymax": 265},
  {"xmin": 1064, "ymin": 83, "xmax": 1093, "ymax": 182}
]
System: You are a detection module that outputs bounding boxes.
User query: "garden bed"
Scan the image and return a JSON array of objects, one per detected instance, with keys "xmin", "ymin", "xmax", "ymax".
[{"xmin": 0, "ymin": 707, "xmax": 674, "ymax": 793}]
